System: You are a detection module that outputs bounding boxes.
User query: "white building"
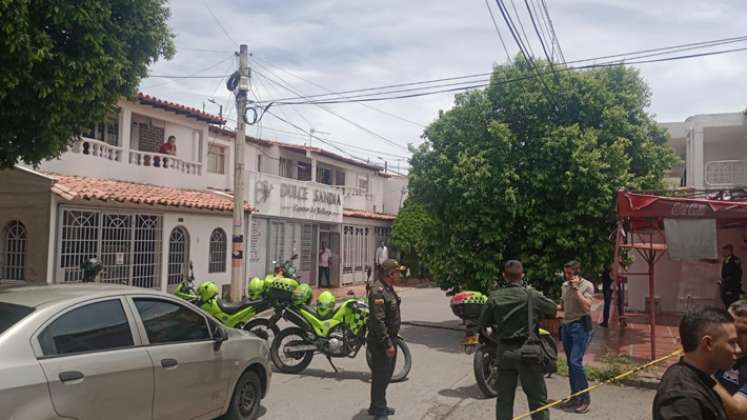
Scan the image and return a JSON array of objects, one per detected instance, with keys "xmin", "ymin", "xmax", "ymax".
[
  {"xmin": 0, "ymin": 93, "xmax": 405, "ymax": 296},
  {"xmin": 624, "ymin": 109, "xmax": 747, "ymax": 313}
]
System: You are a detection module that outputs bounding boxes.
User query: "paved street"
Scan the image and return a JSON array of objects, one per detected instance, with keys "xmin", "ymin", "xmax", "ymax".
[{"xmin": 259, "ymin": 287, "xmax": 656, "ymax": 419}]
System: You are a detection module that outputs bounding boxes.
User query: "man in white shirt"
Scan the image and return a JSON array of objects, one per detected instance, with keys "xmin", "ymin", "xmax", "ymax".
[{"xmin": 319, "ymin": 242, "xmax": 332, "ymax": 288}]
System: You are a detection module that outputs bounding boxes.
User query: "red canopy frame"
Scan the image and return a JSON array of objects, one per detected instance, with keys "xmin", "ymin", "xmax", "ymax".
[{"xmin": 615, "ymin": 191, "xmax": 747, "ymax": 360}]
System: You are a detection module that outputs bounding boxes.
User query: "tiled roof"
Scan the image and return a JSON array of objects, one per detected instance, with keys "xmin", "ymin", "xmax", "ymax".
[
  {"xmin": 49, "ymin": 174, "xmax": 252, "ymax": 212},
  {"xmin": 343, "ymin": 208, "xmax": 397, "ymax": 221},
  {"xmin": 208, "ymin": 126, "xmax": 385, "ymax": 172},
  {"xmin": 137, "ymin": 92, "xmax": 225, "ymax": 125}
]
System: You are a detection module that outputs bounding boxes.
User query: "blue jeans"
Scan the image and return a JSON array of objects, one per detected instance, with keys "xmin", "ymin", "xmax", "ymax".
[{"xmin": 561, "ymin": 320, "xmax": 590, "ymax": 402}]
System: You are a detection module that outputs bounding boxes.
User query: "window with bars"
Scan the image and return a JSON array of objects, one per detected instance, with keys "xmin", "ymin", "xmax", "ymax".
[
  {"xmin": 58, "ymin": 209, "xmax": 161, "ymax": 288},
  {"xmin": 209, "ymin": 228, "xmax": 227, "ymax": 273},
  {"xmin": 343, "ymin": 226, "xmax": 353, "ymax": 274},
  {"xmin": 297, "ymin": 161, "xmax": 312, "ymax": 181},
  {"xmin": 207, "ymin": 144, "xmax": 226, "ymax": 174},
  {"xmin": 316, "ymin": 167, "xmax": 333, "ymax": 185},
  {"xmin": 2, "ymin": 221, "xmax": 26, "ymax": 280},
  {"xmin": 167, "ymin": 227, "xmax": 190, "ymax": 285},
  {"xmin": 279, "ymin": 158, "xmax": 292, "ymax": 178}
]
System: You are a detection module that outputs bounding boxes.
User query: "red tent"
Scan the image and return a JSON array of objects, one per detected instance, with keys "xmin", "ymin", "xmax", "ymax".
[{"xmin": 615, "ymin": 191, "xmax": 747, "ymax": 359}]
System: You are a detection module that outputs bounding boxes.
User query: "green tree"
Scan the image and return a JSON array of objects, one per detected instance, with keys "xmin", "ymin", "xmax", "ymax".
[
  {"xmin": 390, "ymin": 199, "xmax": 432, "ymax": 277},
  {"xmin": 409, "ymin": 59, "xmax": 677, "ymax": 297},
  {"xmin": 0, "ymin": 0, "xmax": 175, "ymax": 168}
]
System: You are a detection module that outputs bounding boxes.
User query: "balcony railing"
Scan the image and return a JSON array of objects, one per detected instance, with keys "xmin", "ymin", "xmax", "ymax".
[
  {"xmin": 705, "ymin": 160, "xmax": 747, "ymax": 186},
  {"xmin": 333, "ymin": 185, "xmax": 373, "ymax": 199},
  {"xmin": 71, "ymin": 138, "xmax": 123, "ymax": 162},
  {"xmin": 128, "ymin": 150, "xmax": 202, "ymax": 175}
]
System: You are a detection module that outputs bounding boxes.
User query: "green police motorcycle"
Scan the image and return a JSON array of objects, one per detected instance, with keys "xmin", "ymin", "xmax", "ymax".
[
  {"xmin": 269, "ymin": 288, "xmax": 412, "ymax": 382},
  {"xmin": 174, "ymin": 270, "xmax": 279, "ymax": 341}
]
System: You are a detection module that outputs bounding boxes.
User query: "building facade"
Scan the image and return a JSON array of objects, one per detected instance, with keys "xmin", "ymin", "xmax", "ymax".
[
  {"xmin": 622, "ymin": 110, "xmax": 747, "ymax": 314},
  {"xmin": 0, "ymin": 93, "xmax": 405, "ymax": 296}
]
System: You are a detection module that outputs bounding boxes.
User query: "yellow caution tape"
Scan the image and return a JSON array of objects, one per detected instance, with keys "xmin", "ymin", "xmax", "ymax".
[{"xmin": 511, "ymin": 348, "xmax": 684, "ymax": 420}]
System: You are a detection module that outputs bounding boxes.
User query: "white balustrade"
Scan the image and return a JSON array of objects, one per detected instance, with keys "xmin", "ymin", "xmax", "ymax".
[
  {"xmin": 705, "ymin": 160, "xmax": 747, "ymax": 187},
  {"xmin": 72, "ymin": 138, "xmax": 123, "ymax": 162},
  {"xmin": 128, "ymin": 150, "xmax": 202, "ymax": 175}
]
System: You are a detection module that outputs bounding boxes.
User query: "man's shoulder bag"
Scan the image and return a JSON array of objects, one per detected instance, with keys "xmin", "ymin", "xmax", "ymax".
[{"xmin": 520, "ymin": 288, "xmax": 558, "ymax": 375}]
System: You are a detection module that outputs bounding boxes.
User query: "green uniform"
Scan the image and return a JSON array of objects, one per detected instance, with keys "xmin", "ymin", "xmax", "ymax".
[
  {"xmin": 367, "ymin": 278, "xmax": 401, "ymax": 417},
  {"xmin": 479, "ymin": 283, "xmax": 557, "ymax": 420}
]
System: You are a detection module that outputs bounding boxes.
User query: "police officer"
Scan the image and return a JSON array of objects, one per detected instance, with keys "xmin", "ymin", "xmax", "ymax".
[
  {"xmin": 721, "ymin": 244, "xmax": 743, "ymax": 309},
  {"xmin": 367, "ymin": 259, "xmax": 402, "ymax": 420},
  {"xmin": 479, "ymin": 260, "xmax": 557, "ymax": 420}
]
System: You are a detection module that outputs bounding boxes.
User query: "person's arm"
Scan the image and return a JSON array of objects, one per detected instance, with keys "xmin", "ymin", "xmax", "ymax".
[
  {"xmin": 478, "ymin": 300, "xmax": 494, "ymax": 329},
  {"xmin": 369, "ymin": 289, "xmax": 393, "ymax": 349},
  {"xmin": 655, "ymin": 396, "xmax": 705, "ymax": 420},
  {"xmin": 535, "ymin": 292, "xmax": 558, "ymax": 319},
  {"xmin": 569, "ymin": 278, "xmax": 593, "ymax": 313},
  {"xmin": 714, "ymin": 380, "xmax": 747, "ymax": 420}
]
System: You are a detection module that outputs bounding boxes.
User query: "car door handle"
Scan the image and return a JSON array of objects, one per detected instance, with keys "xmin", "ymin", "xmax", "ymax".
[
  {"xmin": 161, "ymin": 358, "xmax": 178, "ymax": 368},
  {"xmin": 59, "ymin": 371, "xmax": 84, "ymax": 382}
]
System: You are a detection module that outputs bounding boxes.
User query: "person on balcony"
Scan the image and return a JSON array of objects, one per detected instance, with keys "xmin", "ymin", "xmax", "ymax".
[{"xmin": 159, "ymin": 135, "xmax": 177, "ymax": 155}]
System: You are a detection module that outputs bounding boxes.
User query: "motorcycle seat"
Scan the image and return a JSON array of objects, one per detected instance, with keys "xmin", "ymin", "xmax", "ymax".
[
  {"xmin": 216, "ymin": 298, "xmax": 271, "ymax": 315},
  {"xmin": 216, "ymin": 299, "xmax": 251, "ymax": 315}
]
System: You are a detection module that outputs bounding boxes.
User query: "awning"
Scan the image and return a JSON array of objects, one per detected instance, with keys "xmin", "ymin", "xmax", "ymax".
[{"xmin": 618, "ymin": 191, "xmax": 747, "ymax": 220}]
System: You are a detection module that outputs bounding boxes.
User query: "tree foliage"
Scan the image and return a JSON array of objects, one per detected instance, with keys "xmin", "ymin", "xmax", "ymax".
[
  {"xmin": 390, "ymin": 199, "xmax": 432, "ymax": 277},
  {"xmin": 408, "ymin": 59, "xmax": 677, "ymax": 297},
  {"xmin": 0, "ymin": 0, "xmax": 175, "ymax": 168}
]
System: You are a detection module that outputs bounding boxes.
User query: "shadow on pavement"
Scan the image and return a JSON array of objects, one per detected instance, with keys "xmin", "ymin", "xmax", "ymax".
[
  {"xmin": 284, "ymin": 367, "xmax": 371, "ymax": 383},
  {"xmin": 350, "ymin": 408, "xmax": 371, "ymax": 420},
  {"xmin": 398, "ymin": 322, "xmax": 464, "ymax": 354},
  {"xmin": 255, "ymin": 405, "xmax": 269, "ymax": 418},
  {"xmin": 438, "ymin": 383, "xmax": 489, "ymax": 400}
]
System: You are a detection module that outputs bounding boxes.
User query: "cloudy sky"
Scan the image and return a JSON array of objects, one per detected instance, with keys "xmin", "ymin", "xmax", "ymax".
[{"xmin": 140, "ymin": 0, "xmax": 747, "ymax": 169}]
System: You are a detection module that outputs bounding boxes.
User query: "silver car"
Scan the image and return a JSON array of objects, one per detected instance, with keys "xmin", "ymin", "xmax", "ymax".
[{"xmin": 0, "ymin": 283, "xmax": 271, "ymax": 420}]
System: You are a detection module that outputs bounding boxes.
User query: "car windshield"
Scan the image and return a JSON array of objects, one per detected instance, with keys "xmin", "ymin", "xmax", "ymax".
[{"xmin": 0, "ymin": 302, "xmax": 35, "ymax": 335}]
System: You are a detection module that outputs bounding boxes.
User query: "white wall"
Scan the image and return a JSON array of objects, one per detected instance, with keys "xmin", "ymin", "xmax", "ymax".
[
  {"xmin": 626, "ymin": 226, "xmax": 747, "ymax": 313},
  {"xmin": 161, "ymin": 212, "xmax": 233, "ymax": 295},
  {"xmin": 382, "ymin": 176, "xmax": 408, "ymax": 215}
]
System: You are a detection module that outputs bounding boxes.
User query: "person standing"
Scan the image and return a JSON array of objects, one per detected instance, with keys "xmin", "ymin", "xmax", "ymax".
[
  {"xmin": 367, "ymin": 259, "xmax": 402, "ymax": 420},
  {"xmin": 653, "ymin": 307, "xmax": 739, "ymax": 420},
  {"xmin": 713, "ymin": 300, "xmax": 747, "ymax": 420},
  {"xmin": 159, "ymin": 135, "xmax": 177, "ymax": 155},
  {"xmin": 479, "ymin": 260, "xmax": 557, "ymax": 420},
  {"xmin": 600, "ymin": 266, "xmax": 613, "ymax": 328},
  {"xmin": 319, "ymin": 242, "xmax": 332, "ymax": 288},
  {"xmin": 558, "ymin": 260, "xmax": 594, "ymax": 414},
  {"xmin": 721, "ymin": 245, "xmax": 743, "ymax": 309}
]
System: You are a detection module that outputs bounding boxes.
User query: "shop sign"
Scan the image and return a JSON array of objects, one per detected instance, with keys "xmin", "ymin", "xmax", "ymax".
[{"xmin": 250, "ymin": 174, "xmax": 343, "ymax": 223}]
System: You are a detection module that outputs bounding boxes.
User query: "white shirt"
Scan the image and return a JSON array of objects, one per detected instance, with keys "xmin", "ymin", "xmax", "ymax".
[
  {"xmin": 319, "ymin": 248, "xmax": 331, "ymax": 267},
  {"xmin": 376, "ymin": 246, "xmax": 388, "ymax": 265}
]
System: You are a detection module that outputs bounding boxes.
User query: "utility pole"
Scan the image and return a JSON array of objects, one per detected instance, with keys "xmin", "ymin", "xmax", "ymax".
[{"xmin": 230, "ymin": 44, "xmax": 250, "ymax": 302}]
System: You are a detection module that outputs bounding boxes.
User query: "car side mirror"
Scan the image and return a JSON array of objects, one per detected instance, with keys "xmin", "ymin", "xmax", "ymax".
[{"xmin": 213, "ymin": 325, "xmax": 228, "ymax": 351}]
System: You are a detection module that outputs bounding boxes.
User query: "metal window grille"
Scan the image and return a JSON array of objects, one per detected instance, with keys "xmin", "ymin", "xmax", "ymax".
[
  {"xmin": 133, "ymin": 215, "xmax": 162, "ymax": 288},
  {"xmin": 300, "ymin": 224, "xmax": 313, "ymax": 272},
  {"xmin": 60, "ymin": 210, "xmax": 100, "ymax": 282},
  {"xmin": 208, "ymin": 228, "xmax": 227, "ymax": 273},
  {"xmin": 100, "ymin": 214, "xmax": 132, "ymax": 285},
  {"xmin": 167, "ymin": 226, "xmax": 189, "ymax": 285},
  {"xmin": 3, "ymin": 221, "xmax": 26, "ymax": 280},
  {"xmin": 270, "ymin": 222, "xmax": 285, "ymax": 266},
  {"xmin": 343, "ymin": 226, "xmax": 353, "ymax": 274}
]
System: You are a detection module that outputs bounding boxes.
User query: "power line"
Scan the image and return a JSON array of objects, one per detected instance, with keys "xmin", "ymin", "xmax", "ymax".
[
  {"xmin": 203, "ymin": 2, "xmax": 239, "ymax": 47},
  {"xmin": 142, "ymin": 54, "xmax": 235, "ymax": 89},
  {"xmin": 529, "ymin": 0, "xmax": 553, "ymax": 60},
  {"xmin": 251, "ymin": 55, "xmax": 427, "ymax": 128},
  {"xmin": 508, "ymin": 0, "xmax": 536, "ymax": 57},
  {"xmin": 525, "ymin": 0, "xmax": 553, "ymax": 64},
  {"xmin": 484, "ymin": 0, "xmax": 512, "ymax": 62},
  {"xmin": 251, "ymin": 63, "xmax": 411, "ymax": 151},
  {"xmin": 270, "ymin": 44, "xmax": 747, "ymax": 106},
  {"xmin": 540, "ymin": 0, "xmax": 565, "ymax": 63}
]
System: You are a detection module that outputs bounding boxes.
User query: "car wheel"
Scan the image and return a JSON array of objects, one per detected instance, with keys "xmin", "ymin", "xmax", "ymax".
[{"xmin": 224, "ymin": 370, "xmax": 262, "ymax": 420}]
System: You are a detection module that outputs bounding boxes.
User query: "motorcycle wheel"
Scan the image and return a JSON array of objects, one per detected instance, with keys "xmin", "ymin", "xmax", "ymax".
[
  {"xmin": 270, "ymin": 327, "xmax": 314, "ymax": 374},
  {"xmin": 473, "ymin": 344, "xmax": 498, "ymax": 398},
  {"xmin": 244, "ymin": 318, "xmax": 279, "ymax": 342},
  {"xmin": 365, "ymin": 337, "xmax": 412, "ymax": 383}
]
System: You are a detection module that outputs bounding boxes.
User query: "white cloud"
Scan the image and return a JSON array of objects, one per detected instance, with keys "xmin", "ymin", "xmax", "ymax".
[{"xmin": 140, "ymin": 0, "xmax": 747, "ymax": 163}]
